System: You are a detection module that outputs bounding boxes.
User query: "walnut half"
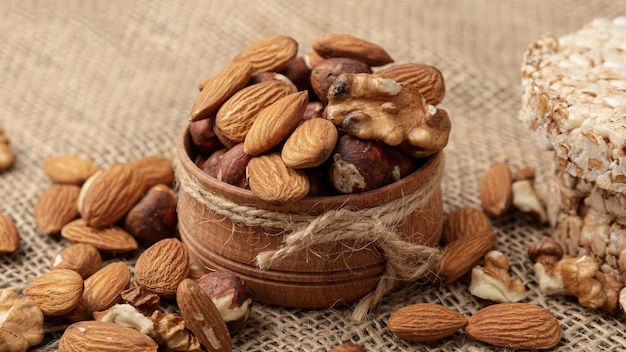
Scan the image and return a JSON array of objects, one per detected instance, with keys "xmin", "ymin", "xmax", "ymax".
[{"xmin": 325, "ymin": 73, "xmax": 451, "ymax": 158}]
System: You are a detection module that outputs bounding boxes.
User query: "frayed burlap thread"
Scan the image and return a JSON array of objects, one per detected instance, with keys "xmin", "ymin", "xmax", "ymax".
[{"xmin": 174, "ymin": 155, "xmax": 443, "ymax": 322}]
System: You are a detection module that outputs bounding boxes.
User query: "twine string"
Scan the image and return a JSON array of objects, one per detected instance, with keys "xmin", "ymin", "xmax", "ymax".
[{"xmin": 175, "ymin": 155, "xmax": 443, "ymax": 322}]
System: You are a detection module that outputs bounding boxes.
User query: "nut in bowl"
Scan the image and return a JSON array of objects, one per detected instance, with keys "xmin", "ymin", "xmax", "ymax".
[{"xmin": 176, "ymin": 33, "xmax": 451, "ymax": 317}]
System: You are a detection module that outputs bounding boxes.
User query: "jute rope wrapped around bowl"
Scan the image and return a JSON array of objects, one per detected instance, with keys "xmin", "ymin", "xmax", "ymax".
[{"xmin": 174, "ymin": 151, "xmax": 444, "ymax": 322}]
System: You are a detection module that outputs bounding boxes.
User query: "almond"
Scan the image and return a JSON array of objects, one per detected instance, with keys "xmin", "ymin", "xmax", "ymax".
[
  {"xmin": 311, "ymin": 33, "xmax": 393, "ymax": 67},
  {"xmin": 388, "ymin": 303, "xmax": 468, "ymax": 342},
  {"xmin": 214, "ymin": 80, "xmax": 293, "ymax": 148},
  {"xmin": 50, "ymin": 243, "xmax": 102, "ymax": 279},
  {"xmin": 59, "ymin": 320, "xmax": 158, "ymax": 352},
  {"xmin": 442, "ymin": 206, "xmax": 492, "ymax": 245},
  {"xmin": 244, "ymin": 91, "xmax": 308, "ymax": 156},
  {"xmin": 247, "ymin": 153, "xmax": 310, "ymax": 205},
  {"xmin": 134, "ymin": 238, "xmax": 190, "ymax": 298},
  {"xmin": 74, "ymin": 261, "xmax": 130, "ymax": 319},
  {"xmin": 127, "ymin": 155, "xmax": 175, "ymax": 188},
  {"xmin": 61, "ymin": 219, "xmax": 138, "ymax": 253},
  {"xmin": 281, "ymin": 117, "xmax": 339, "ymax": 169},
  {"xmin": 232, "ymin": 35, "xmax": 298, "ymax": 76},
  {"xmin": 479, "ymin": 162, "xmax": 513, "ymax": 217},
  {"xmin": 466, "ymin": 303, "xmax": 561, "ymax": 349},
  {"xmin": 34, "ymin": 184, "xmax": 80, "ymax": 235},
  {"xmin": 177, "ymin": 278, "xmax": 231, "ymax": 352},
  {"xmin": 78, "ymin": 163, "xmax": 146, "ymax": 229},
  {"xmin": 24, "ymin": 269, "xmax": 84, "ymax": 317},
  {"xmin": 430, "ymin": 230, "xmax": 497, "ymax": 284},
  {"xmin": 375, "ymin": 63, "xmax": 446, "ymax": 105},
  {"xmin": 0, "ymin": 212, "xmax": 19, "ymax": 254},
  {"xmin": 42, "ymin": 154, "xmax": 99, "ymax": 185},
  {"xmin": 191, "ymin": 60, "xmax": 253, "ymax": 122}
]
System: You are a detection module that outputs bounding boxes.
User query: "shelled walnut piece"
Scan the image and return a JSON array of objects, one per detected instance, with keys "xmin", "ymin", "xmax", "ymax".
[
  {"xmin": 469, "ymin": 250, "xmax": 526, "ymax": 303},
  {"xmin": 0, "ymin": 289, "xmax": 44, "ymax": 352},
  {"xmin": 188, "ymin": 33, "xmax": 450, "ymax": 204},
  {"xmin": 529, "ymin": 238, "xmax": 622, "ymax": 314}
]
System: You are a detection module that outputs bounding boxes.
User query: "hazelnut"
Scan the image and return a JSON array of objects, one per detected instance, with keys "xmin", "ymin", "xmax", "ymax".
[
  {"xmin": 196, "ymin": 271, "xmax": 256, "ymax": 332},
  {"xmin": 302, "ymin": 101, "xmax": 324, "ymax": 120},
  {"xmin": 123, "ymin": 184, "xmax": 178, "ymax": 246},
  {"xmin": 215, "ymin": 143, "xmax": 252, "ymax": 188},
  {"xmin": 329, "ymin": 135, "xmax": 394, "ymax": 193},
  {"xmin": 310, "ymin": 57, "xmax": 371, "ymax": 104},
  {"xmin": 280, "ymin": 56, "xmax": 312, "ymax": 92},
  {"xmin": 248, "ymin": 72, "xmax": 298, "ymax": 93},
  {"xmin": 189, "ymin": 118, "xmax": 224, "ymax": 156},
  {"xmin": 200, "ymin": 148, "xmax": 227, "ymax": 178}
]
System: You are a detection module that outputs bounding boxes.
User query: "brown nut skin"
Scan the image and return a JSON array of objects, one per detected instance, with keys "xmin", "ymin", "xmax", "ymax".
[
  {"xmin": 215, "ymin": 143, "xmax": 252, "ymax": 189},
  {"xmin": 123, "ymin": 184, "xmax": 178, "ymax": 246},
  {"xmin": 310, "ymin": 57, "xmax": 371, "ymax": 104},
  {"xmin": 329, "ymin": 135, "xmax": 395, "ymax": 194},
  {"xmin": 280, "ymin": 56, "xmax": 312, "ymax": 93},
  {"xmin": 328, "ymin": 343, "xmax": 366, "ymax": 352},
  {"xmin": 201, "ymin": 148, "xmax": 227, "ymax": 178},
  {"xmin": 303, "ymin": 102, "xmax": 324, "ymax": 120},
  {"xmin": 189, "ymin": 118, "xmax": 224, "ymax": 156},
  {"xmin": 197, "ymin": 271, "xmax": 256, "ymax": 332}
]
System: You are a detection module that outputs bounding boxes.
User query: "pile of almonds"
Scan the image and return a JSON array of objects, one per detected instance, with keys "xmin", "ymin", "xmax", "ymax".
[
  {"xmin": 0, "ymin": 153, "xmax": 258, "ymax": 352},
  {"xmin": 187, "ymin": 33, "xmax": 451, "ymax": 205}
]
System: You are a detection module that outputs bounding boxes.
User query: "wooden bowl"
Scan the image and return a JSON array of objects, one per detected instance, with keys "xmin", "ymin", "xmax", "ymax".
[{"xmin": 176, "ymin": 123, "xmax": 444, "ymax": 308}]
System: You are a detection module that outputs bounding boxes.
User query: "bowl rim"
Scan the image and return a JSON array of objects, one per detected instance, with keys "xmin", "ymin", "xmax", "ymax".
[{"xmin": 176, "ymin": 122, "xmax": 444, "ymax": 213}]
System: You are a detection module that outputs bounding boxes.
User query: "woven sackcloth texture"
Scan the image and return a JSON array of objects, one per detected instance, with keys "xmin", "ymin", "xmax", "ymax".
[{"xmin": 2, "ymin": 0, "xmax": 626, "ymax": 350}]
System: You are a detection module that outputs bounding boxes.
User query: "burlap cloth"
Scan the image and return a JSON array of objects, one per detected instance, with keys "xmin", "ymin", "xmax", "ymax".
[{"xmin": 2, "ymin": 0, "xmax": 626, "ymax": 350}]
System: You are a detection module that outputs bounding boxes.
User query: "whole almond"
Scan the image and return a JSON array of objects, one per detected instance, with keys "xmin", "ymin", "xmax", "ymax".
[
  {"xmin": 244, "ymin": 91, "xmax": 308, "ymax": 156},
  {"xmin": 50, "ymin": 243, "xmax": 102, "ymax": 279},
  {"xmin": 430, "ymin": 230, "xmax": 497, "ymax": 284},
  {"xmin": 232, "ymin": 35, "xmax": 298, "ymax": 76},
  {"xmin": 0, "ymin": 212, "xmax": 20, "ymax": 254},
  {"xmin": 59, "ymin": 320, "xmax": 158, "ymax": 352},
  {"xmin": 388, "ymin": 303, "xmax": 468, "ymax": 342},
  {"xmin": 61, "ymin": 219, "xmax": 138, "ymax": 253},
  {"xmin": 466, "ymin": 303, "xmax": 561, "ymax": 349},
  {"xmin": 479, "ymin": 162, "xmax": 513, "ymax": 217},
  {"xmin": 24, "ymin": 269, "xmax": 84, "ymax": 317},
  {"xmin": 281, "ymin": 117, "xmax": 339, "ymax": 169},
  {"xmin": 311, "ymin": 33, "xmax": 393, "ymax": 66},
  {"xmin": 215, "ymin": 80, "xmax": 293, "ymax": 148},
  {"xmin": 177, "ymin": 278, "xmax": 232, "ymax": 352},
  {"xmin": 42, "ymin": 154, "xmax": 99, "ymax": 185},
  {"xmin": 375, "ymin": 63, "xmax": 446, "ymax": 105},
  {"xmin": 442, "ymin": 206, "xmax": 492, "ymax": 245},
  {"xmin": 34, "ymin": 184, "xmax": 80, "ymax": 235},
  {"xmin": 123, "ymin": 184, "xmax": 178, "ymax": 246},
  {"xmin": 191, "ymin": 60, "xmax": 253, "ymax": 122},
  {"xmin": 134, "ymin": 238, "xmax": 190, "ymax": 298},
  {"xmin": 79, "ymin": 261, "xmax": 130, "ymax": 318},
  {"xmin": 247, "ymin": 153, "xmax": 310, "ymax": 205},
  {"xmin": 78, "ymin": 163, "xmax": 146, "ymax": 229},
  {"xmin": 127, "ymin": 155, "xmax": 175, "ymax": 188}
]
